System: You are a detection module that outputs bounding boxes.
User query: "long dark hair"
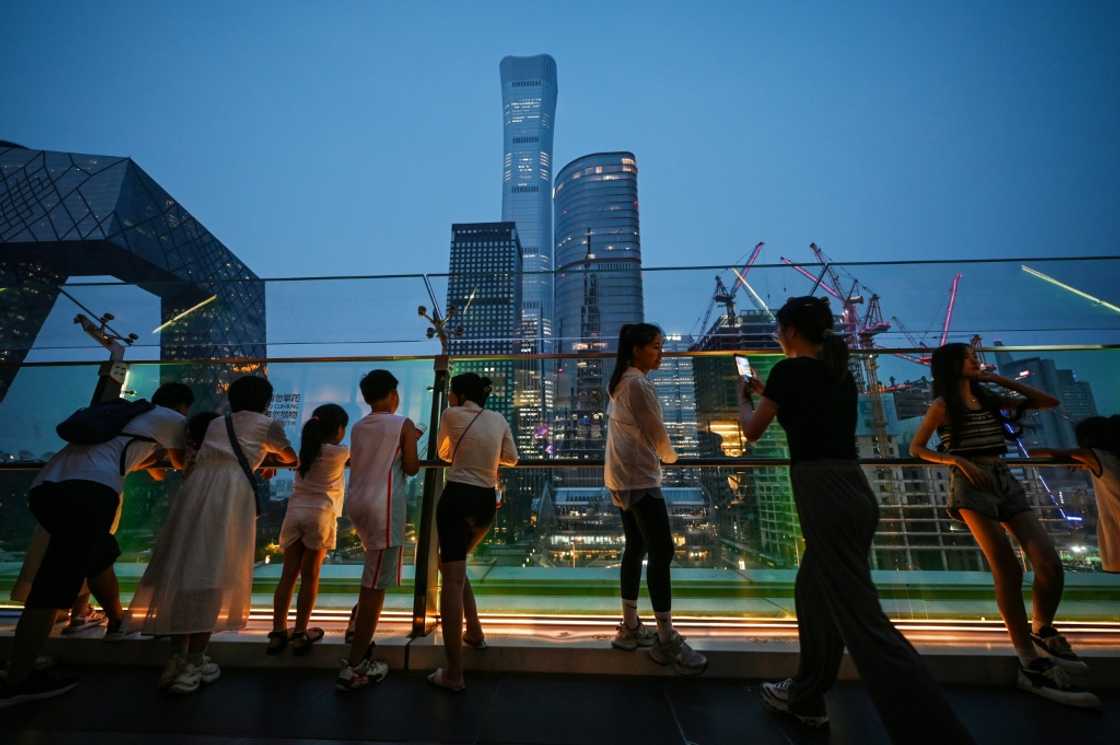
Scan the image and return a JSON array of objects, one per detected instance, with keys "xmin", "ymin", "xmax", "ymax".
[
  {"xmin": 1076, "ymin": 415, "xmax": 1120, "ymax": 456},
  {"xmin": 608, "ymin": 323, "xmax": 663, "ymax": 397},
  {"xmin": 298, "ymin": 403, "xmax": 349, "ymax": 478},
  {"xmin": 930, "ymin": 343, "xmax": 1011, "ymax": 447},
  {"xmin": 775, "ymin": 296, "xmax": 850, "ymax": 382},
  {"xmin": 186, "ymin": 411, "xmax": 220, "ymax": 450}
]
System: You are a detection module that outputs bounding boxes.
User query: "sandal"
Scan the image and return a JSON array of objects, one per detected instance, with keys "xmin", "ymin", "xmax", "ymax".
[
  {"xmin": 290, "ymin": 627, "xmax": 325, "ymax": 656},
  {"xmin": 266, "ymin": 630, "xmax": 289, "ymax": 655},
  {"xmin": 427, "ymin": 668, "xmax": 465, "ymax": 693},
  {"xmin": 463, "ymin": 634, "xmax": 488, "ymax": 650}
]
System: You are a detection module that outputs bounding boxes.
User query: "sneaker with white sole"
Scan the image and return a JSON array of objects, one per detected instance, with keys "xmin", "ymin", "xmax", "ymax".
[
  {"xmin": 336, "ymin": 653, "xmax": 389, "ymax": 692},
  {"xmin": 1016, "ymin": 657, "xmax": 1100, "ymax": 709},
  {"xmin": 1031, "ymin": 627, "xmax": 1089, "ymax": 675},
  {"xmin": 648, "ymin": 631, "xmax": 708, "ymax": 676},
  {"xmin": 611, "ymin": 621, "xmax": 658, "ymax": 651},
  {"xmin": 760, "ymin": 678, "xmax": 830, "ymax": 728},
  {"xmin": 196, "ymin": 655, "xmax": 221, "ymax": 684},
  {"xmin": 168, "ymin": 663, "xmax": 202, "ymax": 695}
]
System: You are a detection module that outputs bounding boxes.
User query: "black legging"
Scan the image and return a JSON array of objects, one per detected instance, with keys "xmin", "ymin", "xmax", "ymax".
[{"xmin": 619, "ymin": 491, "xmax": 675, "ymax": 613}]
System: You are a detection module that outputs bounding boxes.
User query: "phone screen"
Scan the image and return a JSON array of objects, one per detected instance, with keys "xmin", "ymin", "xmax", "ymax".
[{"xmin": 734, "ymin": 355, "xmax": 752, "ymax": 380}]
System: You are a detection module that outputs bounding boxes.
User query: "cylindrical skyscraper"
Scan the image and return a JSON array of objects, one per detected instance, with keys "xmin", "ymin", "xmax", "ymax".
[{"xmin": 553, "ymin": 152, "xmax": 644, "ymax": 464}]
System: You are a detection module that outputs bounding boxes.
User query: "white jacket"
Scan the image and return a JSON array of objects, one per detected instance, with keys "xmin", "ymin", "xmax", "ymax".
[{"xmin": 604, "ymin": 367, "xmax": 678, "ymax": 492}]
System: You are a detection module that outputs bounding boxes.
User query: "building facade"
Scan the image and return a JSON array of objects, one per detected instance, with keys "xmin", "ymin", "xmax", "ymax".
[
  {"xmin": 0, "ymin": 143, "xmax": 265, "ymax": 406},
  {"xmin": 552, "ymin": 152, "xmax": 644, "ymax": 469},
  {"xmin": 500, "ymin": 55, "xmax": 558, "ymax": 459},
  {"xmin": 0, "ymin": 142, "xmax": 266, "ymax": 558}
]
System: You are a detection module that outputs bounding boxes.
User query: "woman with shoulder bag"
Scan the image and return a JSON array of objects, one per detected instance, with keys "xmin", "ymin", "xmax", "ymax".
[{"xmin": 427, "ymin": 373, "xmax": 518, "ymax": 692}]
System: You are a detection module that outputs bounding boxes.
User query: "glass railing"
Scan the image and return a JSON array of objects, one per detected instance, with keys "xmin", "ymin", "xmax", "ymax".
[{"xmin": 2, "ymin": 257, "xmax": 1118, "ymax": 628}]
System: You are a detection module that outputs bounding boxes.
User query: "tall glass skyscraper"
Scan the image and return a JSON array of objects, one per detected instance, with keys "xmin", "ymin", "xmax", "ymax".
[
  {"xmin": 500, "ymin": 54, "xmax": 558, "ymax": 458},
  {"xmin": 552, "ymin": 152, "xmax": 644, "ymax": 466}
]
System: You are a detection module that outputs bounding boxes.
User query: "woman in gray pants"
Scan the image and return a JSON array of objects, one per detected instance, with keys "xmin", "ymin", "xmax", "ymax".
[{"xmin": 736, "ymin": 296, "xmax": 974, "ymax": 744}]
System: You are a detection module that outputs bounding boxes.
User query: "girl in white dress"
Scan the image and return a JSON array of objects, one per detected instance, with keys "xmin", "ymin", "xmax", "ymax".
[{"xmin": 125, "ymin": 376, "xmax": 297, "ymax": 694}]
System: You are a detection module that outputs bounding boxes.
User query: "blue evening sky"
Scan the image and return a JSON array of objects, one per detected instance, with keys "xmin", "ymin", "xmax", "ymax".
[
  {"xmin": 3, "ymin": 1, "xmax": 1119, "ymax": 411},
  {"xmin": 4, "ymin": 1, "xmax": 1117, "ymax": 275}
]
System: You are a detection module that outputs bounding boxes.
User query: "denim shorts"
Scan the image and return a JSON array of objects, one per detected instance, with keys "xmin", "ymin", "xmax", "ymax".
[{"xmin": 948, "ymin": 461, "xmax": 1031, "ymax": 523}]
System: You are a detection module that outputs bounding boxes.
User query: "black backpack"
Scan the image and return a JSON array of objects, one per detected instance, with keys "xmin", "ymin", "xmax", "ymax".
[{"xmin": 56, "ymin": 399, "xmax": 157, "ymax": 445}]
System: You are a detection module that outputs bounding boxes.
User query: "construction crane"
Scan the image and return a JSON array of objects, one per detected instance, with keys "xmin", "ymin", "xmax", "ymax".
[
  {"xmin": 890, "ymin": 272, "xmax": 963, "ymax": 363},
  {"xmin": 693, "ymin": 242, "xmax": 766, "ymax": 341}
]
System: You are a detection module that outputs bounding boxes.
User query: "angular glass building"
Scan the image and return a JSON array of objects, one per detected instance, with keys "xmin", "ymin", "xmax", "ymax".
[
  {"xmin": 0, "ymin": 143, "xmax": 266, "ymax": 406},
  {"xmin": 500, "ymin": 54, "xmax": 558, "ymax": 458},
  {"xmin": 552, "ymin": 152, "xmax": 644, "ymax": 465}
]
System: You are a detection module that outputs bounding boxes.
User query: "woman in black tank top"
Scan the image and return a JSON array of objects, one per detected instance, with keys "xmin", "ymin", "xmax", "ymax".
[
  {"xmin": 910, "ymin": 343, "xmax": 1099, "ymax": 708},
  {"xmin": 737, "ymin": 297, "xmax": 973, "ymax": 743}
]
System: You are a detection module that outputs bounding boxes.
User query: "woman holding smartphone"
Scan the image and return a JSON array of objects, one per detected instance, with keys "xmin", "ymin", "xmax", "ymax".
[{"xmin": 737, "ymin": 296, "xmax": 973, "ymax": 743}]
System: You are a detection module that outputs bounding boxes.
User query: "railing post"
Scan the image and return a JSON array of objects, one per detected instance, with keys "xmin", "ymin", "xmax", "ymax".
[{"xmin": 411, "ymin": 354, "xmax": 448, "ymax": 637}]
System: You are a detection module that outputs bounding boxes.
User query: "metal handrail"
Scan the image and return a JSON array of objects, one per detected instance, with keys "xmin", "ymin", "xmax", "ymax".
[{"xmin": 0, "ymin": 456, "xmax": 1087, "ymax": 471}]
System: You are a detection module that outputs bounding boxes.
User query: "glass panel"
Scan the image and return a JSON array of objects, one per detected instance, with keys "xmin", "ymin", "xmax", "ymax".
[{"xmin": 2, "ymin": 261, "xmax": 1118, "ymax": 625}]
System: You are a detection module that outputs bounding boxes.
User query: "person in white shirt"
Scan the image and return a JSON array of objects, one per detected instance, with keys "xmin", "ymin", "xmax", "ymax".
[
  {"xmin": 268, "ymin": 403, "xmax": 351, "ymax": 656},
  {"xmin": 427, "ymin": 373, "xmax": 518, "ymax": 692},
  {"xmin": 1, "ymin": 383, "xmax": 193, "ymax": 709},
  {"xmin": 605, "ymin": 324, "xmax": 707, "ymax": 676},
  {"xmin": 336, "ymin": 370, "xmax": 421, "ymax": 691},
  {"xmin": 125, "ymin": 376, "xmax": 297, "ymax": 696}
]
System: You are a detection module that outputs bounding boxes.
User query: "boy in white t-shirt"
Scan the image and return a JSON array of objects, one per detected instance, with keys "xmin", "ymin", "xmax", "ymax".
[
  {"xmin": 1, "ymin": 383, "xmax": 193, "ymax": 709},
  {"xmin": 336, "ymin": 370, "xmax": 420, "ymax": 691}
]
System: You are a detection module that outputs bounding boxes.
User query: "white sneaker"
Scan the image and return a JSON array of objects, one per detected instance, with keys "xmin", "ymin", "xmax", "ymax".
[
  {"xmin": 1017, "ymin": 658, "xmax": 1100, "ymax": 709},
  {"xmin": 196, "ymin": 655, "xmax": 221, "ymax": 684},
  {"xmin": 336, "ymin": 655, "xmax": 388, "ymax": 692},
  {"xmin": 760, "ymin": 678, "xmax": 830, "ymax": 727},
  {"xmin": 168, "ymin": 663, "xmax": 202, "ymax": 695}
]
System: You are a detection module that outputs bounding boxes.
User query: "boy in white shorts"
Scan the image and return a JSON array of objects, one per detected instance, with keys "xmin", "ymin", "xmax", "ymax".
[{"xmin": 336, "ymin": 370, "xmax": 420, "ymax": 691}]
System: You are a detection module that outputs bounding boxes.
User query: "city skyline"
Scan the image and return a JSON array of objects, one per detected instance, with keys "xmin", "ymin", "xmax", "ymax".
[{"xmin": 3, "ymin": 3, "xmax": 1116, "ymax": 281}]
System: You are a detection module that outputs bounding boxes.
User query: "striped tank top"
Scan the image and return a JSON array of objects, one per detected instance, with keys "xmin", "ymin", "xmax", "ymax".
[{"xmin": 937, "ymin": 407, "xmax": 1008, "ymax": 456}]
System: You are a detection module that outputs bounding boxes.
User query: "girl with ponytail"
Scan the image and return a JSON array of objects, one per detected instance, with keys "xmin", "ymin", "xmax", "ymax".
[
  {"xmin": 737, "ymin": 297, "xmax": 974, "ymax": 742},
  {"xmin": 269, "ymin": 403, "xmax": 350, "ymax": 655},
  {"xmin": 604, "ymin": 323, "xmax": 707, "ymax": 676}
]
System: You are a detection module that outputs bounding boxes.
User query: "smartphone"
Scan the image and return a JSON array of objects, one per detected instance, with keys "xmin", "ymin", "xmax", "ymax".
[{"xmin": 734, "ymin": 354, "xmax": 753, "ymax": 381}]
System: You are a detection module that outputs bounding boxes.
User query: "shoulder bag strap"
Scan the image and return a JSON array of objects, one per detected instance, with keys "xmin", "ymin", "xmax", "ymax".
[
  {"xmin": 225, "ymin": 414, "xmax": 264, "ymax": 515},
  {"xmin": 450, "ymin": 410, "xmax": 485, "ymax": 464}
]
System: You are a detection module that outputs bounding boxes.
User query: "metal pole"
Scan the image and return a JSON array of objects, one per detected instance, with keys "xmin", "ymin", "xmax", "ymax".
[{"xmin": 411, "ymin": 354, "xmax": 449, "ymax": 637}]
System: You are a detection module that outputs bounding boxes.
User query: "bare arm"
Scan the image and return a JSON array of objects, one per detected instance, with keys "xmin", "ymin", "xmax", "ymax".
[
  {"xmin": 1033, "ymin": 448, "xmax": 1103, "ymax": 475},
  {"xmin": 737, "ymin": 378, "xmax": 777, "ymax": 443},
  {"xmin": 436, "ymin": 412, "xmax": 453, "ymax": 462},
  {"xmin": 981, "ymin": 372, "xmax": 1060, "ymax": 411},
  {"xmin": 400, "ymin": 418, "xmax": 421, "ymax": 476},
  {"xmin": 909, "ymin": 399, "xmax": 992, "ymax": 489},
  {"xmin": 499, "ymin": 420, "xmax": 519, "ymax": 467}
]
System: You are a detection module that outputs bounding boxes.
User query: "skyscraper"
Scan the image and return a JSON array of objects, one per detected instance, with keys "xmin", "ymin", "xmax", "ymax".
[
  {"xmin": 553, "ymin": 152, "xmax": 644, "ymax": 466},
  {"xmin": 500, "ymin": 54, "xmax": 558, "ymax": 458},
  {"xmin": 446, "ymin": 222, "xmax": 530, "ymax": 544},
  {"xmin": 446, "ymin": 222, "xmax": 523, "ymax": 420}
]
